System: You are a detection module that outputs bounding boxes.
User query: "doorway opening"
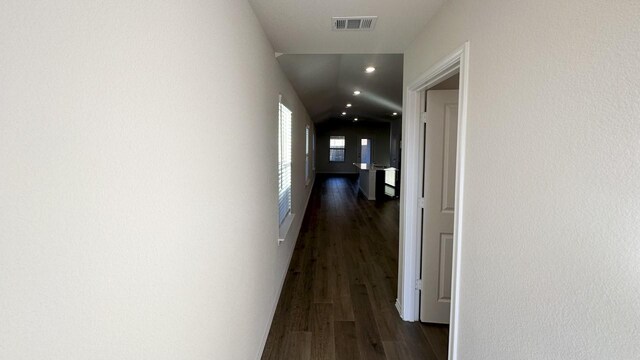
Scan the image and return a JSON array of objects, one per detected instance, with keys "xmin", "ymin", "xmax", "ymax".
[
  {"xmin": 398, "ymin": 43, "xmax": 470, "ymax": 360},
  {"xmin": 360, "ymin": 138, "xmax": 372, "ymax": 164}
]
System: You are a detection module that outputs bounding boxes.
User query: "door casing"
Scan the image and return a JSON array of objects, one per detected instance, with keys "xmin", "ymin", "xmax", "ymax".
[{"xmin": 397, "ymin": 42, "xmax": 470, "ymax": 360}]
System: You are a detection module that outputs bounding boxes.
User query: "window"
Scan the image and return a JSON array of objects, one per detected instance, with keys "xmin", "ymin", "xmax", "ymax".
[
  {"xmin": 329, "ymin": 136, "xmax": 345, "ymax": 162},
  {"xmin": 278, "ymin": 98, "xmax": 292, "ymax": 225},
  {"xmin": 305, "ymin": 125, "xmax": 311, "ymax": 184}
]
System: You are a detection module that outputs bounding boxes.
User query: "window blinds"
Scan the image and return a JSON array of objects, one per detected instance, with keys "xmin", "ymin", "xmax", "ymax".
[
  {"xmin": 329, "ymin": 136, "xmax": 346, "ymax": 162},
  {"xmin": 278, "ymin": 101, "xmax": 292, "ymax": 225},
  {"xmin": 305, "ymin": 126, "xmax": 310, "ymax": 183}
]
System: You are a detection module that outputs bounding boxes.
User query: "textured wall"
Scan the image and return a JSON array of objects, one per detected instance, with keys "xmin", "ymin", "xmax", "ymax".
[
  {"xmin": 402, "ymin": 0, "xmax": 640, "ymax": 358},
  {"xmin": 0, "ymin": 1, "xmax": 313, "ymax": 359}
]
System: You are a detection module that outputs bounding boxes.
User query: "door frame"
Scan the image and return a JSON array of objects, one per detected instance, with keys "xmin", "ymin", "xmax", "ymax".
[{"xmin": 397, "ymin": 42, "xmax": 470, "ymax": 360}]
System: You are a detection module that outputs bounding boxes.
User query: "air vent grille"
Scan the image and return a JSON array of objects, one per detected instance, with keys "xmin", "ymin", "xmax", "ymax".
[
  {"xmin": 347, "ymin": 19, "xmax": 361, "ymax": 29},
  {"xmin": 332, "ymin": 16, "xmax": 377, "ymax": 31}
]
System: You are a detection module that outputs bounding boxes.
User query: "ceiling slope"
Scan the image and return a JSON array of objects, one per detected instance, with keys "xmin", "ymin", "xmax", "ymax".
[{"xmin": 277, "ymin": 54, "xmax": 403, "ymax": 123}]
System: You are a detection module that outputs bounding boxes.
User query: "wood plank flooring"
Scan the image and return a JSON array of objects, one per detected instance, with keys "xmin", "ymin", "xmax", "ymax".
[{"xmin": 262, "ymin": 175, "xmax": 449, "ymax": 360}]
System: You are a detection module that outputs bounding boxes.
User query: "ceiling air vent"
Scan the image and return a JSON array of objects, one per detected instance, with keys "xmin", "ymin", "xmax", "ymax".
[{"xmin": 332, "ymin": 16, "xmax": 378, "ymax": 31}]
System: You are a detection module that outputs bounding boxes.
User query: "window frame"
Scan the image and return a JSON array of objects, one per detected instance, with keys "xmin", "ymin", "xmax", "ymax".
[
  {"xmin": 329, "ymin": 135, "xmax": 346, "ymax": 163},
  {"xmin": 305, "ymin": 125, "xmax": 311, "ymax": 185},
  {"xmin": 278, "ymin": 96, "xmax": 294, "ymax": 242}
]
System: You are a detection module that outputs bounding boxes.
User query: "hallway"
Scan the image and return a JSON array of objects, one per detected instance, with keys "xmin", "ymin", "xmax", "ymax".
[{"xmin": 262, "ymin": 176, "xmax": 448, "ymax": 360}]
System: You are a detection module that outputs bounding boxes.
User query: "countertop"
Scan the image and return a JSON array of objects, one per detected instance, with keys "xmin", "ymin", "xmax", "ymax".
[{"xmin": 353, "ymin": 163, "xmax": 397, "ymax": 171}]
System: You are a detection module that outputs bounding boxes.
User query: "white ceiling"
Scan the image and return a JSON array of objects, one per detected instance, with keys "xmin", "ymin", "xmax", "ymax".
[
  {"xmin": 248, "ymin": 0, "xmax": 444, "ymax": 54},
  {"xmin": 277, "ymin": 54, "xmax": 403, "ymax": 123},
  {"xmin": 250, "ymin": 1, "xmax": 441, "ymax": 123}
]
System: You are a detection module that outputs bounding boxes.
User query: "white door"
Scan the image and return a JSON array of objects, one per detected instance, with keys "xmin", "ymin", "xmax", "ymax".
[{"xmin": 420, "ymin": 90, "xmax": 458, "ymax": 323}]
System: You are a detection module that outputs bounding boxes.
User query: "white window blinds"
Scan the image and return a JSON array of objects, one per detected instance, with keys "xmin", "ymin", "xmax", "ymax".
[
  {"xmin": 329, "ymin": 136, "xmax": 346, "ymax": 162},
  {"xmin": 278, "ymin": 100, "xmax": 292, "ymax": 225},
  {"xmin": 305, "ymin": 125, "xmax": 310, "ymax": 183}
]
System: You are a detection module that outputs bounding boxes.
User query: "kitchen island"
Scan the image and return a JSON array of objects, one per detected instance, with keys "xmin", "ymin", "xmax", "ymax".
[{"xmin": 353, "ymin": 163, "xmax": 398, "ymax": 200}]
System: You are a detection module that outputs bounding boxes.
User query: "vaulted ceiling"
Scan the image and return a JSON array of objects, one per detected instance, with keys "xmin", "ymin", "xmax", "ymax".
[
  {"xmin": 249, "ymin": 0, "xmax": 445, "ymax": 123},
  {"xmin": 277, "ymin": 54, "xmax": 403, "ymax": 123}
]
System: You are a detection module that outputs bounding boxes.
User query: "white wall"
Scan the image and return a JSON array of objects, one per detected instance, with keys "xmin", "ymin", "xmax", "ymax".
[
  {"xmin": 0, "ymin": 1, "xmax": 313, "ymax": 359},
  {"xmin": 402, "ymin": 0, "xmax": 640, "ymax": 358}
]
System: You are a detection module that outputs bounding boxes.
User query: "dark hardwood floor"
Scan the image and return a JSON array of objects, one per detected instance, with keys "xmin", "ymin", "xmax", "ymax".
[{"xmin": 262, "ymin": 175, "xmax": 449, "ymax": 360}]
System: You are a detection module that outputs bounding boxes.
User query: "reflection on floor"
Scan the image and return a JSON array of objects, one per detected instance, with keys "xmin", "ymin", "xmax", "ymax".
[
  {"xmin": 262, "ymin": 175, "xmax": 449, "ymax": 360},
  {"xmin": 384, "ymin": 184, "xmax": 396, "ymax": 198}
]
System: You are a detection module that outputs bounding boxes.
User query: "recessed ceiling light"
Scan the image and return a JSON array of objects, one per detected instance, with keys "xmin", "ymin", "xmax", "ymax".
[
  {"xmin": 392, "ymin": 112, "xmax": 398, "ymax": 116},
  {"xmin": 365, "ymin": 66, "xmax": 376, "ymax": 73},
  {"xmin": 353, "ymin": 90, "xmax": 361, "ymax": 96},
  {"xmin": 354, "ymin": 118, "xmax": 358, "ymax": 121},
  {"xmin": 341, "ymin": 112, "xmax": 346, "ymax": 115},
  {"xmin": 346, "ymin": 103, "xmax": 352, "ymax": 108}
]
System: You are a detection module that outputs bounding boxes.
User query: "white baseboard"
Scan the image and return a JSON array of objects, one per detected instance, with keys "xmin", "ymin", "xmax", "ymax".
[
  {"xmin": 395, "ymin": 298, "xmax": 403, "ymax": 318},
  {"xmin": 256, "ymin": 176, "xmax": 315, "ymax": 360}
]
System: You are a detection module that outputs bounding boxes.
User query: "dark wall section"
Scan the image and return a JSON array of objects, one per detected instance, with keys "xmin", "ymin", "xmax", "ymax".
[
  {"xmin": 315, "ymin": 121, "xmax": 391, "ymax": 174},
  {"xmin": 390, "ymin": 117, "xmax": 402, "ymax": 169}
]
